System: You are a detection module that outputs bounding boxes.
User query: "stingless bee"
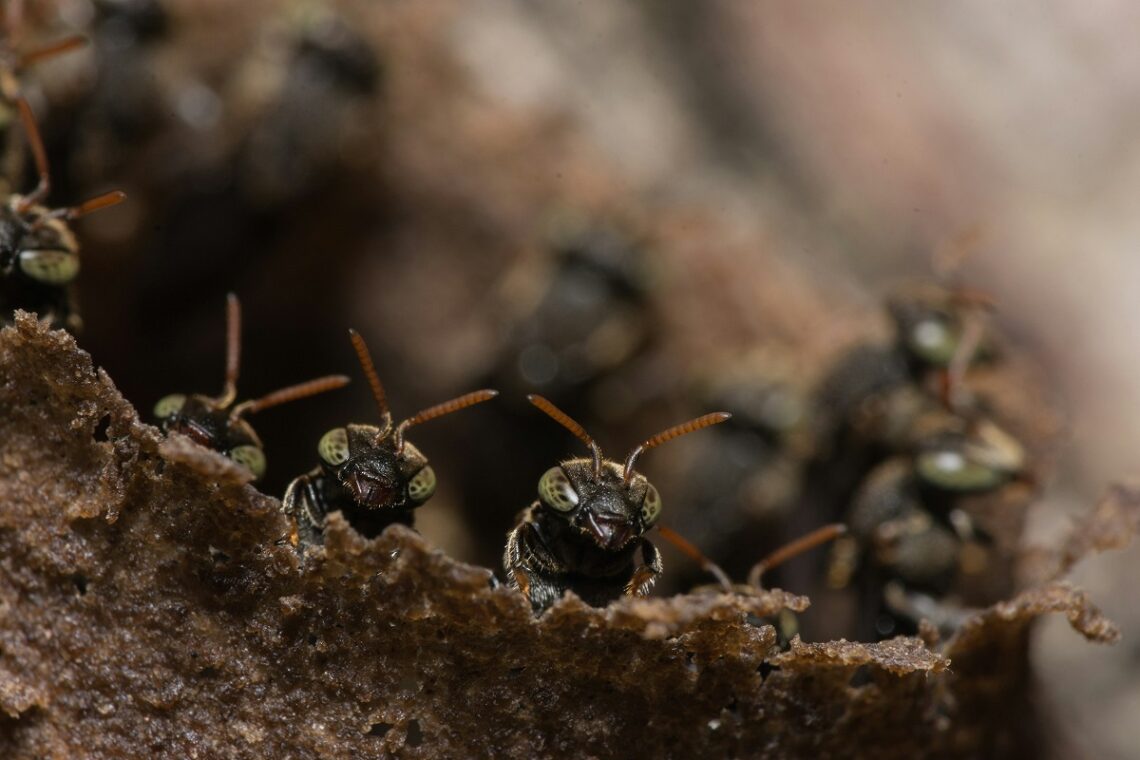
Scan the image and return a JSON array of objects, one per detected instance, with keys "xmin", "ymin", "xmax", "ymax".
[
  {"xmin": 153, "ymin": 294, "xmax": 350, "ymax": 481},
  {"xmin": 504, "ymin": 395, "xmax": 729, "ymax": 613},
  {"xmin": 282, "ymin": 329, "xmax": 497, "ymax": 547},
  {"xmin": 1, "ymin": 98, "xmax": 124, "ymax": 331},
  {"xmin": 827, "ymin": 405, "xmax": 1027, "ymax": 638}
]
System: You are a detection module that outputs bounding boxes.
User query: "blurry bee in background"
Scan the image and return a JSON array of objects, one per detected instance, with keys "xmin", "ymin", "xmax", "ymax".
[
  {"xmin": 805, "ymin": 280, "xmax": 1001, "ymax": 580},
  {"xmin": 153, "ymin": 294, "xmax": 350, "ymax": 481},
  {"xmin": 1, "ymin": 98, "xmax": 123, "ymax": 331},
  {"xmin": 234, "ymin": 5, "xmax": 381, "ymax": 206},
  {"xmin": 504, "ymin": 394, "xmax": 729, "ymax": 613},
  {"xmin": 282, "ymin": 329, "xmax": 496, "ymax": 548},
  {"xmin": 459, "ymin": 213, "xmax": 661, "ymax": 568},
  {"xmin": 815, "ymin": 281, "xmax": 997, "ymax": 455},
  {"xmin": 492, "ymin": 212, "xmax": 656, "ymax": 403},
  {"xmin": 827, "ymin": 402, "xmax": 1028, "ymax": 639},
  {"xmin": 664, "ymin": 350, "xmax": 816, "ymax": 590}
]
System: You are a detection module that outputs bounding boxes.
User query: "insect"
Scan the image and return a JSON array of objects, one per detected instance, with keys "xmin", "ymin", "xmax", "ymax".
[
  {"xmin": 282, "ymin": 329, "xmax": 497, "ymax": 547},
  {"xmin": 153, "ymin": 294, "xmax": 351, "ymax": 481},
  {"xmin": 827, "ymin": 407, "xmax": 1027, "ymax": 638},
  {"xmin": 504, "ymin": 395, "xmax": 730, "ymax": 613},
  {"xmin": 815, "ymin": 282, "xmax": 997, "ymax": 452},
  {"xmin": 239, "ymin": 10, "xmax": 381, "ymax": 205},
  {"xmin": 494, "ymin": 215, "xmax": 654, "ymax": 397},
  {"xmin": 0, "ymin": 97, "xmax": 124, "ymax": 331}
]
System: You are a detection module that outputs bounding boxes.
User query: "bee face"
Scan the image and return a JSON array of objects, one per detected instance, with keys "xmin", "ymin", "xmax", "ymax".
[
  {"xmin": 153, "ymin": 394, "xmax": 266, "ymax": 479},
  {"xmin": 317, "ymin": 423, "xmax": 433, "ymax": 510},
  {"xmin": 537, "ymin": 458, "xmax": 659, "ymax": 551}
]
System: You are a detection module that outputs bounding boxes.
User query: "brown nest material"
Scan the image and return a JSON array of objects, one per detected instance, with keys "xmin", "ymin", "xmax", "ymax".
[{"xmin": 0, "ymin": 314, "xmax": 1126, "ymax": 758}]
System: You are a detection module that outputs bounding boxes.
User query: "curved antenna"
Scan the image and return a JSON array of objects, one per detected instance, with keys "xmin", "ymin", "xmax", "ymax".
[
  {"xmin": 623, "ymin": 412, "xmax": 731, "ymax": 484},
  {"xmin": 395, "ymin": 389, "xmax": 498, "ymax": 451},
  {"xmin": 347, "ymin": 329, "xmax": 391, "ymax": 427},
  {"xmin": 13, "ymin": 102, "xmax": 126, "ymax": 228},
  {"xmin": 747, "ymin": 523, "xmax": 847, "ymax": 589},
  {"xmin": 527, "ymin": 394, "xmax": 602, "ymax": 476},
  {"xmin": 657, "ymin": 525, "xmax": 732, "ymax": 591},
  {"xmin": 47, "ymin": 189, "xmax": 127, "ymax": 222},
  {"xmin": 18, "ymin": 34, "xmax": 87, "ymax": 69},
  {"xmin": 216, "ymin": 293, "xmax": 241, "ymax": 407},
  {"xmin": 14, "ymin": 96, "xmax": 49, "ymax": 211},
  {"xmin": 230, "ymin": 375, "xmax": 351, "ymax": 420}
]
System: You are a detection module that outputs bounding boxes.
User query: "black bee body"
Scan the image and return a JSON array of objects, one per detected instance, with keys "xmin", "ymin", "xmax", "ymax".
[
  {"xmin": 0, "ymin": 96, "xmax": 124, "ymax": 331},
  {"xmin": 153, "ymin": 295, "xmax": 349, "ymax": 482},
  {"xmin": 504, "ymin": 461, "xmax": 663, "ymax": 612},
  {"xmin": 505, "ymin": 396, "xmax": 727, "ymax": 614},
  {"xmin": 830, "ymin": 407, "xmax": 1028, "ymax": 638},
  {"xmin": 283, "ymin": 423, "xmax": 430, "ymax": 547},
  {"xmin": 281, "ymin": 329, "xmax": 496, "ymax": 547}
]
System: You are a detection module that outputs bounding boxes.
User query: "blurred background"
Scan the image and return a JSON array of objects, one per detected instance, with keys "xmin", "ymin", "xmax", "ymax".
[{"xmin": 11, "ymin": 1, "xmax": 1139, "ymax": 756}]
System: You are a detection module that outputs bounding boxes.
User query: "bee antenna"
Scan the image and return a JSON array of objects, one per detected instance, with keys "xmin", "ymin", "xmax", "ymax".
[
  {"xmin": 656, "ymin": 525, "xmax": 733, "ymax": 591},
  {"xmin": 527, "ymin": 394, "xmax": 602, "ymax": 477},
  {"xmin": 395, "ymin": 389, "xmax": 498, "ymax": 451},
  {"xmin": 348, "ymin": 329, "xmax": 391, "ymax": 427},
  {"xmin": 748, "ymin": 524, "xmax": 847, "ymax": 589},
  {"xmin": 14, "ymin": 97, "xmax": 49, "ymax": 212},
  {"xmin": 216, "ymin": 294, "xmax": 241, "ymax": 407},
  {"xmin": 230, "ymin": 375, "xmax": 351, "ymax": 420},
  {"xmin": 18, "ymin": 34, "xmax": 87, "ymax": 69},
  {"xmin": 623, "ymin": 412, "xmax": 730, "ymax": 484},
  {"xmin": 47, "ymin": 189, "xmax": 127, "ymax": 223}
]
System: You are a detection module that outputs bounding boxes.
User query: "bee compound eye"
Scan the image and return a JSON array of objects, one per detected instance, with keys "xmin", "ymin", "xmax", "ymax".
[
  {"xmin": 908, "ymin": 317, "xmax": 959, "ymax": 366},
  {"xmin": 640, "ymin": 483, "xmax": 662, "ymax": 526},
  {"xmin": 19, "ymin": 249, "xmax": 80, "ymax": 285},
  {"xmin": 915, "ymin": 449, "xmax": 1003, "ymax": 492},
  {"xmin": 153, "ymin": 394, "xmax": 186, "ymax": 420},
  {"xmin": 407, "ymin": 465, "xmax": 436, "ymax": 503},
  {"xmin": 538, "ymin": 466, "xmax": 579, "ymax": 512},
  {"xmin": 318, "ymin": 427, "xmax": 350, "ymax": 466},
  {"xmin": 228, "ymin": 445, "xmax": 267, "ymax": 480}
]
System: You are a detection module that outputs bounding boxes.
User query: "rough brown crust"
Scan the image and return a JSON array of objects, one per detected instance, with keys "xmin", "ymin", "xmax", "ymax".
[{"xmin": 0, "ymin": 314, "xmax": 1124, "ymax": 758}]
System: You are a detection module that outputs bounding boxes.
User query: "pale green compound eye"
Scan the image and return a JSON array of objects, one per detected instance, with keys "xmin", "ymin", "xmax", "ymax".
[
  {"xmin": 538, "ymin": 466, "xmax": 579, "ymax": 512},
  {"xmin": 915, "ymin": 449, "xmax": 1004, "ymax": 492},
  {"xmin": 907, "ymin": 317, "xmax": 959, "ymax": 367},
  {"xmin": 19, "ymin": 249, "xmax": 80, "ymax": 285},
  {"xmin": 228, "ymin": 445, "xmax": 267, "ymax": 480},
  {"xmin": 640, "ymin": 483, "xmax": 662, "ymax": 527},
  {"xmin": 407, "ymin": 466, "xmax": 437, "ymax": 504},
  {"xmin": 318, "ymin": 427, "xmax": 350, "ymax": 466},
  {"xmin": 153, "ymin": 394, "xmax": 186, "ymax": 419}
]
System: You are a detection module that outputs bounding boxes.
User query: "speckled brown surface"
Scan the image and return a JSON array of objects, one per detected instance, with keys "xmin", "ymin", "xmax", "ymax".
[{"xmin": 0, "ymin": 313, "xmax": 1124, "ymax": 759}]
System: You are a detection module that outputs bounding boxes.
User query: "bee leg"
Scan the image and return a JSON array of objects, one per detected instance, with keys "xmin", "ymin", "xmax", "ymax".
[
  {"xmin": 625, "ymin": 538, "xmax": 662, "ymax": 597},
  {"xmin": 504, "ymin": 525, "xmax": 540, "ymax": 612},
  {"xmin": 509, "ymin": 567, "xmax": 532, "ymax": 598},
  {"xmin": 282, "ymin": 474, "xmax": 328, "ymax": 549}
]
